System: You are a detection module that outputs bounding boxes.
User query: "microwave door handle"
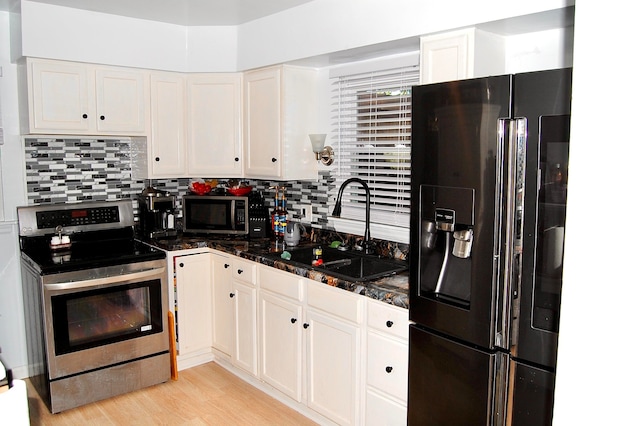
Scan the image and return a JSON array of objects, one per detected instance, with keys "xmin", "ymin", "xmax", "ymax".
[{"xmin": 230, "ymin": 201, "xmax": 236, "ymax": 230}]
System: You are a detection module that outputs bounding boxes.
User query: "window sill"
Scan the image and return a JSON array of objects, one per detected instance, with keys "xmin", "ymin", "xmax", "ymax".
[{"xmin": 326, "ymin": 217, "xmax": 409, "ymax": 245}]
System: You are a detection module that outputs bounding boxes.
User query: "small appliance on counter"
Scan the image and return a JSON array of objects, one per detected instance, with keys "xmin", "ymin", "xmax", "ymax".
[
  {"xmin": 182, "ymin": 194, "xmax": 249, "ymax": 235},
  {"xmin": 138, "ymin": 186, "xmax": 177, "ymax": 239},
  {"xmin": 249, "ymin": 191, "xmax": 269, "ymax": 239}
]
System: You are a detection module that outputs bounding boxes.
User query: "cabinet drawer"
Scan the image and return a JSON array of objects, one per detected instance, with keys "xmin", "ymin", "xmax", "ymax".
[
  {"xmin": 306, "ymin": 280, "xmax": 362, "ymax": 324},
  {"xmin": 232, "ymin": 258, "xmax": 256, "ymax": 285},
  {"xmin": 367, "ymin": 332, "xmax": 408, "ymax": 402},
  {"xmin": 365, "ymin": 389, "xmax": 407, "ymax": 426},
  {"xmin": 367, "ymin": 299, "xmax": 409, "ymax": 340},
  {"xmin": 259, "ymin": 266, "xmax": 303, "ymax": 301}
]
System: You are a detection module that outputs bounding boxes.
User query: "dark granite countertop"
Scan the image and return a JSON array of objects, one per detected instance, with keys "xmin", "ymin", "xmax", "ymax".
[{"xmin": 146, "ymin": 235, "xmax": 409, "ymax": 309}]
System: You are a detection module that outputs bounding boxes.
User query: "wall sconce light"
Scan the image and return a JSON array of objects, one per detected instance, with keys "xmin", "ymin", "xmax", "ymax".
[{"xmin": 309, "ymin": 134, "xmax": 334, "ymax": 166}]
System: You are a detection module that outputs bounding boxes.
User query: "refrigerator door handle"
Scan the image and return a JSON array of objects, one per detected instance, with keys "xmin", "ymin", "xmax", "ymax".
[
  {"xmin": 494, "ymin": 118, "xmax": 509, "ymax": 349},
  {"xmin": 496, "ymin": 118, "xmax": 527, "ymax": 350},
  {"xmin": 506, "ymin": 118, "xmax": 527, "ymax": 351}
]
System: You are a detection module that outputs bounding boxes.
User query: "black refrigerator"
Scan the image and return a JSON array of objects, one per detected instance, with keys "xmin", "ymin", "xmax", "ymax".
[{"xmin": 407, "ymin": 68, "xmax": 572, "ymax": 425}]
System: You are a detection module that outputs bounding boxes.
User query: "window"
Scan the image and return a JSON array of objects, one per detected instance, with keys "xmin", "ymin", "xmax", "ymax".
[{"xmin": 331, "ymin": 62, "xmax": 419, "ymax": 229}]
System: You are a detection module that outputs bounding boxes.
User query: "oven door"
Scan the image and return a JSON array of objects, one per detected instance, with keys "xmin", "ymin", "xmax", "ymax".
[{"xmin": 42, "ymin": 259, "xmax": 169, "ymax": 379}]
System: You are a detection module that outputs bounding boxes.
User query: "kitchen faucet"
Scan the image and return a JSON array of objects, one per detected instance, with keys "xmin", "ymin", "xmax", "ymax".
[{"xmin": 332, "ymin": 177, "xmax": 374, "ymax": 255}]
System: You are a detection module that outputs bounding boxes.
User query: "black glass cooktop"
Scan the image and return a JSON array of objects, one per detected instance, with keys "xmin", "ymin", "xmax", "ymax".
[{"xmin": 20, "ymin": 228, "xmax": 166, "ymax": 274}]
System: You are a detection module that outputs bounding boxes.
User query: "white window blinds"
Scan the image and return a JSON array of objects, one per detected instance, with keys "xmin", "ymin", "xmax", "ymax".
[{"xmin": 331, "ymin": 64, "xmax": 419, "ymax": 228}]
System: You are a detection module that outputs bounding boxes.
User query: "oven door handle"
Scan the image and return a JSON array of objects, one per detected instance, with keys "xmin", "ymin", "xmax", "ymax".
[{"xmin": 43, "ymin": 267, "xmax": 165, "ymax": 291}]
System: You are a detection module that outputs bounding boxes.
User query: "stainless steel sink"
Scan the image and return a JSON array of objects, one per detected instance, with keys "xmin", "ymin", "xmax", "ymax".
[{"xmin": 266, "ymin": 245, "xmax": 407, "ymax": 282}]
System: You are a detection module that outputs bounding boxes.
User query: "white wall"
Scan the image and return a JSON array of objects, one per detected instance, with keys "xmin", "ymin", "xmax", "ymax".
[
  {"xmin": 505, "ymin": 27, "xmax": 574, "ymax": 73},
  {"xmin": 17, "ymin": 0, "xmax": 573, "ymax": 72},
  {"xmin": 553, "ymin": 2, "xmax": 639, "ymax": 424},
  {"xmin": 186, "ymin": 26, "xmax": 238, "ymax": 72},
  {"xmin": 236, "ymin": 0, "xmax": 573, "ymax": 70},
  {"xmin": 0, "ymin": 9, "xmax": 27, "ymax": 376},
  {"xmin": 20, "ymin": 1, "xmax": 189, "ymax": 71},
  {"xmin": 20, "ymin": 1, "xmax": 236, "ymax": 72},
  {"xmin": 5, "ymin": 2, "xmax": 633, "ymax": 423}
]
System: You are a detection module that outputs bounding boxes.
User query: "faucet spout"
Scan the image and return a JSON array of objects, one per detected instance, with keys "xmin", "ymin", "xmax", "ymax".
[{"xmin": 332, "ymin": 177, "xmax": 374, "ymax": 254}]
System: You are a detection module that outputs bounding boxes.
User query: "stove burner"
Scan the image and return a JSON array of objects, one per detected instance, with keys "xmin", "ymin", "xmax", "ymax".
[{"xmin": 18, "ymin": 201, "xmax": 165, "ymax": 274}]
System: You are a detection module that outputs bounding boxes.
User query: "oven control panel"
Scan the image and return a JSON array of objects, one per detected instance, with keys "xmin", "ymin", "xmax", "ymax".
[
  {"xmin": 18, "ymin": 200, "xmax": 135, "ymax": 237},
  {"xmin": 36, "ymin": 206, "xmax": 121, "ymax": 228}
]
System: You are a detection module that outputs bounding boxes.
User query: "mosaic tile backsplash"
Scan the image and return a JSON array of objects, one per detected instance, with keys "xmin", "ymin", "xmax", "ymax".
[
  {"xmin": 23, "ymin": 136, "xmax": 408, "ymax": 259},
  {"xmin": 23, "ymin": 136, "xmax": 334, "ymax": 224}
]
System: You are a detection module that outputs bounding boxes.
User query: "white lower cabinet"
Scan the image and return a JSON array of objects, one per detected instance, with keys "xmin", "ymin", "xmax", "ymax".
[
  {"xmin": 173, "ymin": 250, "xmax": 409, "ymax": 426},
  {"xmin": 231, "ymin": 257, "xmax": 258, "ymax": 376},
  {"xmin": 306, "ymin": 280, "xmax": 363, "ymax": 426},
  {"xmin": 259, "ymin": 290, "xmax": 303, "ymax": 401},
  {"xmin": 364, "ymin": 299, "xmax": 410, "ymax": 425},
  {"xmin": 259, "ymin": 267, "xmax": 304, "ymax": 401},
  {"xmin": 258, "ymin": 266, "xmax": 363, "ymax": 426},
  {"xmin": 174, "ymin": 252, "xmax": 213, "ymax": 364},
  {"xmin": 211, "ymin": 252, "xmax": 233, "ymax": 356},
  {"xmin": 365, "ymin": 390, "xmax": 407, "ymax": 426}
]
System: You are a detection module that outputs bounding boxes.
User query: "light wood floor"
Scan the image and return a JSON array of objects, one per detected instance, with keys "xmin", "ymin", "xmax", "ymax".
[{"xmin": 27, "ymin": 362, "xmax": 318, "ymax": 425}]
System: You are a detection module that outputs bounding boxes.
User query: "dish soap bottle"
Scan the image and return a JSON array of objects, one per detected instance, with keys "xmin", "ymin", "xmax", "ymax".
[{"xmin": 312, "ymin": 245, "xmax": 323, "ymax": 266}]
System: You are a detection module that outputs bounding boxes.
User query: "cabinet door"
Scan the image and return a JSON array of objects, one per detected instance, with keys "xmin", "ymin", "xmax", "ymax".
[
  {"xmin": 259, "ymin": 291, "xmax": 303, "ymax": 401},
  {"xmin": 420, "ymin": 31, "xmax": 470, "ymax": 84},
  {"xmin": 306, "ymin": 308, "xmax": 361, "ymax": 426},
  {"xmin": 28, "ymin": 59, "xmax": 94, "ymax": 133},
  {"xmin": 244, "ymin": 67, "xmax": 282, "ymax": 178},
  {"xmin": 95, "ymin": 67, "xmax": 148, "ymax": 133},
  {"xmin": 420, "ymin": 28, "xmax": 505, "ymax": 85},
  {"xmin": 365, "ymin": 390, "xmax": 407, "ymax": 426},
  {"xmin": 175, "ymin": 253, "xmax": 213, "ymax": 356},
  {"xmin": 149, "ymin": 72, "xmax": 187, "ymax": 177},
  {"xmin": 232, "ymin": 281, "xmax": 258, "ymax": 376},
  {"xmin": 367, "ymin": 332, "xmax": 408, "ymax": 403},
  {"xmin": 187, "ymin": 74, "xmax": 243, "ymax": 177},
  {"xmin": 211, "ymin": 253, "xmax": 233, "ymax": 355}
]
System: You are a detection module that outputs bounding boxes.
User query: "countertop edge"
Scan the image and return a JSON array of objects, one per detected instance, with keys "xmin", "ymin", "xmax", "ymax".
[{"xmin": 147, "ymin": 237, "xmax": 409, "ymax": 310}]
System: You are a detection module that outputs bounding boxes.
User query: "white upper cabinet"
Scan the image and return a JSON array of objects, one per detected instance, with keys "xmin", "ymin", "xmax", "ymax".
[
  {"xmin": 139, "ymin": 72, "xmax": 243, "ymax": 179},
  {"xmin": 420, "ymin": 28, "xmax": 505, "ymax": 84},
  {"xmin": 187, "ymin": 74, "xmax": 243, "ymax": 177},
  {"xmin": 25, "ymin": 58, "xmax": 149, "ymax": 135},
  {"xmin": 148, "ymin": 71, "xmax": 188, "ymax": 178},
  {"xmin": 27, "ymin": 59, "xmax": 92, "ymax": 133},
  {"xmin": 95, "ymin": 68, "xmax": 148, "ymax": 133},
  {"xmin": 243, "ymin": 65, "xmax": 319, "ymax": 180}
]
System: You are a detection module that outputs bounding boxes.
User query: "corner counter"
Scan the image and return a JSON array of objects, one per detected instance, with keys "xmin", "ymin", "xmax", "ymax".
[{"xmin": 148, "ymin": 235, "xmax": 409, "ymax": 309}]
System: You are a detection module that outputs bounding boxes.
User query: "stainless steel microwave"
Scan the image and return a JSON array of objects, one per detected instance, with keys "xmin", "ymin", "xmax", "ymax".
[{"xmin": 182, "ymin": 195, "xmax": 249, "ymax": 235}]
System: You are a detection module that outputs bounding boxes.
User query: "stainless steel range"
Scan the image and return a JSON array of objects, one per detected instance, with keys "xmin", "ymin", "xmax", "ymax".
[{"xmin": 18, "ymin": 200, "xmax": 170, "ymax": 413}]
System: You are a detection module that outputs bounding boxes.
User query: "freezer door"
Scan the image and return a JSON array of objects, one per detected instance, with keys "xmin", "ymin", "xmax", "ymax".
[
  {"xmin": 507, "ymin": 360, "xmax": 556, "ymax": 425},
  {"xmin": 512, "ymin": 68, "xmax": 572, "ymax": 369},
  {"xmin": 407, "ymin": 324, "xmax": 508, "ymax": 426},
  {"xmin": 409, "ymin": 75, "xmax": 511, "ymax": 349}
]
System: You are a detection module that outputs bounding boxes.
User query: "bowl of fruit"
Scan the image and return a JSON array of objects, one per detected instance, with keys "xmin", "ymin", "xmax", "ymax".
[
  {"xmin": 189, "ymin": 179, "xmax": 217, "ymax": 195},
  {"xmin": 226, "ymin": 180, "xmax": 253, "ymax": 196}
]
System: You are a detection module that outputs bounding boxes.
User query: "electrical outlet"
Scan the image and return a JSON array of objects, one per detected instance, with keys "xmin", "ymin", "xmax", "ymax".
[{"xmin": 301, "ymin": 204, "xmax": 313, "ymax": 222}]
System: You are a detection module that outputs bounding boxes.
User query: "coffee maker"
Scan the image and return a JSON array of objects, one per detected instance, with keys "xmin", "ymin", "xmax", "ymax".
[{"xmin": 138, "ymin": 187, "xmax": 177, "ymax": 239}]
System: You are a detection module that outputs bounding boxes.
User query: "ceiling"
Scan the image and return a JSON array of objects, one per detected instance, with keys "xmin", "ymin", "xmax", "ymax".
[{"xmin": 1, "ymin": 0, "xmax": 316, "ymax": 25}]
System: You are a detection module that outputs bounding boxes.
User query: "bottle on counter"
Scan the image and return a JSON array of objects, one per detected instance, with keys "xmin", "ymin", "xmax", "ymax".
[
  {"xmin": 312, "ymin": 245, "xmax": 323, "ymax": 266},
  {"xmin": 271, "ymin": 186, "xmax": 280, "ymax": 239},
  {"xmin": 278, "ymin": 188, "xmax": 288, "ymax": 242}
]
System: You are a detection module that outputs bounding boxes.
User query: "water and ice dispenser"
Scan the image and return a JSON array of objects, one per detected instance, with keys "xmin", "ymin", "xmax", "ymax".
[{"xmin": 419, "ymin": 184, "xmax": 475, "ymax": 305}]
